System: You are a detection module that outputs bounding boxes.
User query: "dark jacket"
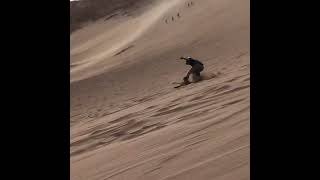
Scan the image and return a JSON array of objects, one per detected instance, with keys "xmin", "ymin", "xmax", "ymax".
[{"xmin": 186, "ymin": 58, "xmax": 204, "ymax": 67}]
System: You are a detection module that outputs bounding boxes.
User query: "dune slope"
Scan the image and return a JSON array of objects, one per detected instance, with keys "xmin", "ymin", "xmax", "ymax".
[{"xmin": 70, "ymin": 0, "xmax": 250, "ymax": 179}]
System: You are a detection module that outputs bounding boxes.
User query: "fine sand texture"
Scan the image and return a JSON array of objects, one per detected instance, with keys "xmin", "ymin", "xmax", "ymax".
[{"xmin": 70, "ymin": 0, "xmax": 250, "ymax": 179}]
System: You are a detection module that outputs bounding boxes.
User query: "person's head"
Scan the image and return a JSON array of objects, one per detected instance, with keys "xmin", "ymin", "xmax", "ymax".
[{"xmin": 185, "ymin": 57, "xmax": 192, "ymax": 65}]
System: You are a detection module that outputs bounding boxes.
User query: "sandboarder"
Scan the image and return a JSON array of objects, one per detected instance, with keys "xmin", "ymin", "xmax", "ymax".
[{"xmin": 180, "ymin": 56, "xmax": 204, "ymax": 83}]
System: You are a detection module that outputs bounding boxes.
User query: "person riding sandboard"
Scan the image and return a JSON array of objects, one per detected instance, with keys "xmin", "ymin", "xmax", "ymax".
[{"xmin": 174, "ymin": 56, "xmax": 204, "ymax": 88}]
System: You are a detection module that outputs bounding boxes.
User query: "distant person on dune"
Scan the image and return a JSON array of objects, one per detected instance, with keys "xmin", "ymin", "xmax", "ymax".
[{"xmin": 180, "ymin": 56, "xmax": 204, "ymax": 83}]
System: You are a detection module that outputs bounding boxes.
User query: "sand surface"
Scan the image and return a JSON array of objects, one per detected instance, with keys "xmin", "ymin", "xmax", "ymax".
[{"xmin": 70, "ymin": 0, "xmax": 250, "ymax": 179}]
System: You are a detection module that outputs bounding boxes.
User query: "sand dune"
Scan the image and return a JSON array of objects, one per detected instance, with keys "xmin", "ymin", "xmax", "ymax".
[
  {"xmin": 71, "ymin": 0, "xmax": 182, "ymax": 78},
  {"xmin": 70, "ymin": 0, "xmax": 250, "ymax": 179}
]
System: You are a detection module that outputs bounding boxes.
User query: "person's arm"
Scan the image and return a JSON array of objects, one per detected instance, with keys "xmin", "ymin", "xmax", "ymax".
[{"xmin": 186, "ymin": 69, "xmax": 192, "ymax": 78}]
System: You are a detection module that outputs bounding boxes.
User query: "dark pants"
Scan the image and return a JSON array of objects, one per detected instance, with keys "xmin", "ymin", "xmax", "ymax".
[{"xmin": 190, "ymin": 64, "xmax": 204, "ymax": 82}]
